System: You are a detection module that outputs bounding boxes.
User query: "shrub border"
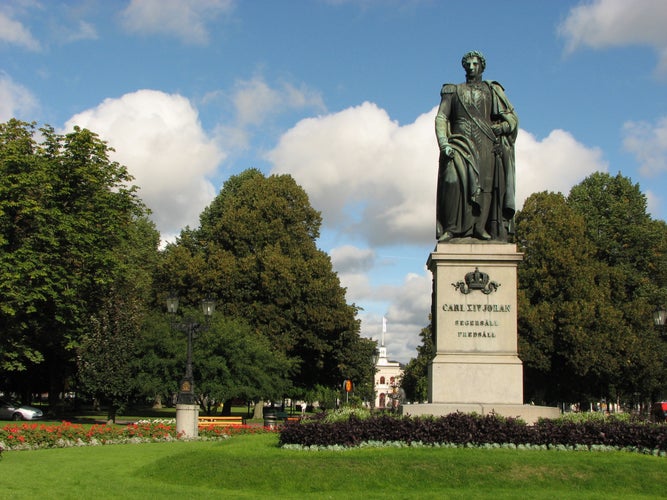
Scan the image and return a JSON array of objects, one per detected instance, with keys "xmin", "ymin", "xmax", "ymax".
[{"xmin": 278, "ymin": 412, "xmax": 667, "ymax": 455}]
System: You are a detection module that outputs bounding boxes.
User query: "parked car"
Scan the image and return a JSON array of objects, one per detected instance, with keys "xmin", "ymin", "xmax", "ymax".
[
  {"xmin": 0, "ymin": 398, "xmax": 44, "ymax": 421},
  {"xmin": 651, "ymin": 401, "xmax": 667, "ymax": 422}
]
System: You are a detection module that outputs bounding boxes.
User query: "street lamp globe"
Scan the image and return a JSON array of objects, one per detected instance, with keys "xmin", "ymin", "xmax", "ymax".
[
  {"xmin": 371, "ymin": 348, "xmax": 380, "ymax": 366},
  {"xmin": 166, "ymin": 295, "xmax": 179, "ymax": 314},
  {"xmin": 201, "ymin": 298, "xmax": 216, "ymax": 317}
]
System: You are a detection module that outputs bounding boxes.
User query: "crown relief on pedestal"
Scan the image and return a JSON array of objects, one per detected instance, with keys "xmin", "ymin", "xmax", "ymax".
[{"xmin": 452, "ymin": 267, "xmax": 500, "ymax": 295}]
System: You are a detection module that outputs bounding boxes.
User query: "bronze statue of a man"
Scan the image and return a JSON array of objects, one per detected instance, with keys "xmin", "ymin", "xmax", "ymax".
[{"xmin": 435, "ymin": 50, "xmax": 518, "ymax": 242}]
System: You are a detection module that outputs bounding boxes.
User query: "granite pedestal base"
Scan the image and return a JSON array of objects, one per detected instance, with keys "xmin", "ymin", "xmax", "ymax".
[{"xmin": 420, "ymin": 241, "xmax": 560, "ymax": 423}]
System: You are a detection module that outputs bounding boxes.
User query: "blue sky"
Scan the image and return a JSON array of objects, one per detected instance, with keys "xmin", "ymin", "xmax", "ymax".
[{"xmin": 2, "ymin": 0, "xmax": 667, "ymax": 363}]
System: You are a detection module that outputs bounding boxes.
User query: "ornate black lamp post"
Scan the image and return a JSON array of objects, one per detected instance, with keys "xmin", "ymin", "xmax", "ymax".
[
  {"xmin": 167, "ymin": 295, "xmax": 216, "ymax": 406},
  {"xmin": 371, "ymin": 348, "xmax": 380, "ymax": 410}
]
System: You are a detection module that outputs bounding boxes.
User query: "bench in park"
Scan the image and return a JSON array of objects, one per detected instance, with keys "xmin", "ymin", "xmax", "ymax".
[
  {"xmin": 198, "ymin": 416, "xmax": 245, "ymax": 428},
  {"xmin": 266, "ymin": 411, "xmax": 301, "ymax": 421}
]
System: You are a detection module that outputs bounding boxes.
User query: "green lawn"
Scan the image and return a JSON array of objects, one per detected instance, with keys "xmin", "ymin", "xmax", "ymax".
[{"xmin": 1, "ymin": 433, "xmax": 665, "ymax": 499}]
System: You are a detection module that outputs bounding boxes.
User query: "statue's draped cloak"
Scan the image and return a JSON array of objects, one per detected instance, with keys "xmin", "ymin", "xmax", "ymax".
[{"xmin": 436, "ymin": 80, "xmax": 517, "ymax": 241}]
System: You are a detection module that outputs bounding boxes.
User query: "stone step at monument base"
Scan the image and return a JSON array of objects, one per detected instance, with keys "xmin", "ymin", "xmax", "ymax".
[
  {"xmin": 429, "ymin": 353, "xmax": 524, "ymax": 404},
  {"xmin": 402, "ymin": 403, "xmax": 561, "ymax": 425}
]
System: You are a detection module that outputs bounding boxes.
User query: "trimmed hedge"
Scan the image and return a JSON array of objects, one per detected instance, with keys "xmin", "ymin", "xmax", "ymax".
[{"xmin": 278, "ymin": 412, "xmax": 667, "ymax": 452}]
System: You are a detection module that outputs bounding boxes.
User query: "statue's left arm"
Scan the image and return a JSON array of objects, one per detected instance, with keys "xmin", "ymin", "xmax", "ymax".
[{"xmin": 488, "ymin": 81, "xmax": 518, "ymax": 141}]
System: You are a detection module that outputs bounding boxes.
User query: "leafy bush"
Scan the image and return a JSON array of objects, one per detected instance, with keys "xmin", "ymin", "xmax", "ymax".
[
  {"xmin": 279, "ymin": 412, "xmax": 667, "ymax": 454},
  {"xmin": 322, "ymin": 406, "xmax": 372, "ymax": 423},
  {"xmin": 554, "ymin": 412, "xmax": 636, "ymax": 424}
]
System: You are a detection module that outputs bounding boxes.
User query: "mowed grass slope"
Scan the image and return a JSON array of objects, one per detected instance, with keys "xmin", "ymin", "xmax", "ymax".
[{"xmin": 1, "ymin": 433, "xmax": 665, "ymax": 499}]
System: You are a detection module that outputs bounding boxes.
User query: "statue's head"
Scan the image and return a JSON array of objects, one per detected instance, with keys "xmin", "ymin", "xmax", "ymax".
[{"xmin": 461, "ymin": 50, "xmax": 486, "ymax": 72}]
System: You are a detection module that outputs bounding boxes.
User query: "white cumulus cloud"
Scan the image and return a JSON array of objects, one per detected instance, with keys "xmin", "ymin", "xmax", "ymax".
[
  {"xmin": 232, "ymin": 77, "xmax": 326, "ymax": 128},
  {"xmin": 624, "ymin": 117, "xmax": 667, "ymax": 216},
  {"xmin": 362, "ymin": 271, "xmax": 432, "ymax": 363},
  {"xmin": 0, "ymin": 73, "xmax": 39, "ymax": 121},
  {"xmin": 0, "ymin": 11, "xmax": 40, "ymax": 51},
  {"xmin": 120, "ymin": 0, "xmax": 234, "ymax": 45},
  {"xmin": 516, "ymin": 129, "xmax": 608, "ymax": 203},
  {"xmin": 559, "ymin": 0, "xmax": 667, "ymax": 73},
  {"xmin": 330, "ymin": 245, "xmax": 376, "ymax": 274},
  {"xmin": 269, "ymin": 102, "xmax": 436, "ymax": 246},
  {"xmin": 64, "ymin": 90, "xmax": 225, "ymax": 243},
  {"xmin": 623, "ymin": 118, "xmax": 667, "ymax": 177},
  {"xmin": 208, "ymin": 76, "xmax": 326, "ymax": 152},
  {"xmin": 330, "ymin": 245, "xmax": 377, "ymax": 305}
]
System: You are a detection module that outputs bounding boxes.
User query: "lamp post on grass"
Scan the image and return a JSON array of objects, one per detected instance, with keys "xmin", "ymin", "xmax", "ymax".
[
  {"xmin": 167, "ymin": 294, "xmax": 215, "ymax": 438},
  {"xmin": 371, "ymin": 348, "xmax": 380, "ymax": 410}
]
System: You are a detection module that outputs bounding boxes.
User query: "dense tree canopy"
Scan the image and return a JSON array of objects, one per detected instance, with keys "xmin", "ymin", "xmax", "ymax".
[
  {"xmin": 156, "ymin": 169, "xmax": 370, "ymax": 395},
  {"xmin": 517, "ymin": 191, "xmax": 623, "ymax": 402},
  {"xmin": 0, "ymin": 119, "xmax": 158, "ymax": 403},
  {"xmin": 1, "ymin": 123, "xmax": 374, "ymax": 411},
  {"xmin": 516, "ymin": 174, "xmax": 667, "ymax": 404},
  {"xmin": 134, "ymin": 309, "xmax": 293, "ymax": 412}
]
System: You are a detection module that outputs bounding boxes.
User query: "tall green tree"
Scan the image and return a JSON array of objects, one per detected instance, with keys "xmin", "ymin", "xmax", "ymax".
[
  {"xmin": 156, "ymin": 169, "xmax": 367, "ymax": 394},
  {"xmin": 0, "ymin": 119, "xmax": 156, "ymax": 403},
  {"xmin": 567, "ymin": 172, "xmax": 667, "ymax": 401},
  {"xmin": 568, "ymin": 172, "xmax": 667, "ymax": 275},
  {"xmin": 516, "ymin": 178, "xmax": 667, "ymax": 404},
  {"xmin": 516, "ymin": 191, "xmax": 619, "ymax": 403},
  {"xmin": 76, "ymin": 216, "xmax": 159, "ymax": 418},
  {"xmin": 76, "ymin": 292, "xmax": 142, "ymax": 422},
  {"xmin": 194, "ymin": 314, "xmax": 293, "ymax": 412}
]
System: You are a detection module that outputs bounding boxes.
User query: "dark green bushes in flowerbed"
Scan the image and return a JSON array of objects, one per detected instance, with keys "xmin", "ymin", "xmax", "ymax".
[
  {"xmin": 278, "ymin": 412, "xmax": 667, "ymax": 453},
  {"xmin": 533, "ymin": 417, "xmax": 666, "ymax": 450}
]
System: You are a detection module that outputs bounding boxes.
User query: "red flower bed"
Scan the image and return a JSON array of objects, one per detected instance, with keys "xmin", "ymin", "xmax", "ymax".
[{"xmin": 0, "ymin": 420, "xmax": 278, "ymax": 452}]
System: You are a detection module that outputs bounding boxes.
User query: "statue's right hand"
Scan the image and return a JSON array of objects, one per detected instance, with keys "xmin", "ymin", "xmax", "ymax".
[{"xmin": 441, "ymin": 144, "xmax": 454, "ymax": 158}]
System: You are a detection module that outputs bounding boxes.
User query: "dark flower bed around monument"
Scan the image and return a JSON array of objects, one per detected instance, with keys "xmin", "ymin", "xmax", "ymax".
[{"xmin": 278, "ymin": 412, "xmax": 667, "ymax": 454}]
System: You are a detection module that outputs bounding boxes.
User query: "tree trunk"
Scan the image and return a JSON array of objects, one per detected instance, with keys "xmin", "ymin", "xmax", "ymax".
[
  {"xmin": 253, "ymin": 400, "xmax": 264, "ymax": 420},
  {"xmin": 221, "ymin": 398, "xmax": 233, "ymax": 416},
  {"xmin": 107, "ymin": 404, "xmax": 117, "ymax": 424},
  {"xmin": 152, "ymin": 393, "xmax": 163, "ymax": 409},
  {"xmin": 48, "ymin": 362, "xmax": 65, "ymax": 417}
]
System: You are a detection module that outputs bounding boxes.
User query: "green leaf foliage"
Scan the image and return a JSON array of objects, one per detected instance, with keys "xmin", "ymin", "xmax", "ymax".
[
  {"xmin": 0, "ymin": 119, "xmax": 158, "ymax": 402},
  {"xmin": 516, "ymin": 173, "xmax": 667, "ymax": 405},
  {"xmin": 156, "ymin": 169, "xmax": 368, "ymax": 394},
  {"xmin": 76, "ymin": 292, "xmax": 142, "ymax": 421}
]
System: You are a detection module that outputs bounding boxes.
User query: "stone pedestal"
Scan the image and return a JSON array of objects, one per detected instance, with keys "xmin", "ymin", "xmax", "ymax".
[
  {"xmin": 176, "ymin": 404, "xmax": 199, "ymax": 438},
  {"xmin": 403, "ymin": 241, "xmax": 560, "ymax": 424},
  {"xmin": 429, "ymin": 242, "xmax": 523, "ymax": 404}
]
